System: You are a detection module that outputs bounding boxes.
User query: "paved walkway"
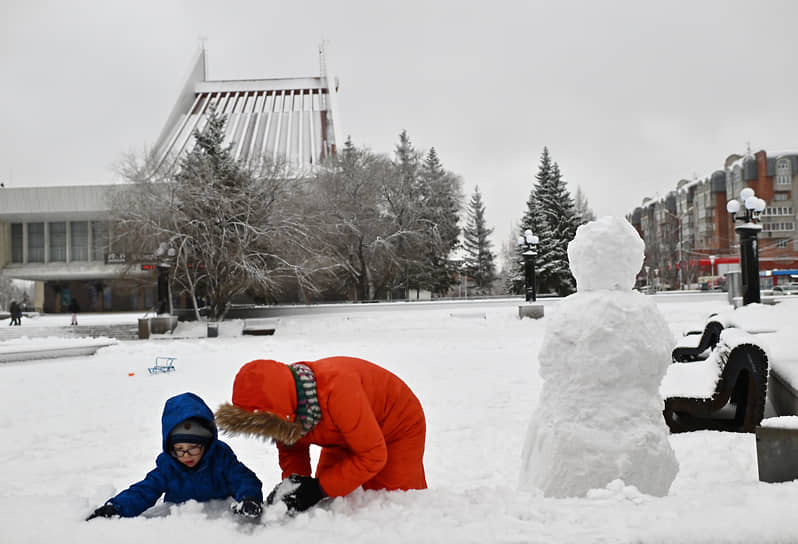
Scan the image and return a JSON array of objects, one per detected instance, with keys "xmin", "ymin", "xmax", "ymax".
[{"xmin": 0, "ymin": 314, "xmax": 141, "ymax": 341}]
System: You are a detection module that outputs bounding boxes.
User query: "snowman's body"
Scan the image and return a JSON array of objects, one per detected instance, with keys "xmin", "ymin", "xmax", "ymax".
[{"xmin": 519, "ymin": 217, "xmax": 679, "ymax": 498}]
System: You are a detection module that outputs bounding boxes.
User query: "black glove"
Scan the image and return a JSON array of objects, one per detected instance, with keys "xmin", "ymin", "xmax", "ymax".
[
  {"xmin": 232, "ymin": 497, "xmax": 263, "ymax": 520},
  {"xmin": 279, "ymin": 474, "xmax": 326, "ymax": 514},
  {"xmin": 86, "ymin": 503, "xmax": 119, "ymax": 521}
]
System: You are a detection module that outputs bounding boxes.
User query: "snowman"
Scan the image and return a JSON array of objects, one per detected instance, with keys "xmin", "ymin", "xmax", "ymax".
[{"xmin": 519, "ymin": 216, "xmax": 679, "ymax": 498}]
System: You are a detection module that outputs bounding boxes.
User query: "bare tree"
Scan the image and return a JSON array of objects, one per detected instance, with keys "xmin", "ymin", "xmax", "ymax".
[
  {"xmin": 112, "ymin": 107, "xmax": 318, "ymax": 320},
  {"xmin": 0, "ymin": 278, "xmax": 33, "ymax": 313},
  {"xmin": 308, "ymin": 139, "xmax": 404, "ymax": 300},
  {"xmin": 574, "ymin": 185, "xmax": 596, "ymax": 225}
]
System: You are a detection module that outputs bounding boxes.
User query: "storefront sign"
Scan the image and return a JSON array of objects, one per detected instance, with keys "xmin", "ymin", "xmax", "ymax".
[{"xmin": 105, "ymin": 252, "xmax": 126, "ymax": 264}]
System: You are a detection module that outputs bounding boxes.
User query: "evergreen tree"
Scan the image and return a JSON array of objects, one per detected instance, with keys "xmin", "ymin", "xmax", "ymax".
[
  {"xmin": 416, "ymin": 147, "xmax": 462, "ymax": 295},
  {"xmin": 513, "ymin": 147, "xmax": 578, "ymax": 297},
  {"xmin": 389, "ymin": 130, "xmax": 423, "ymax": 296},
  {"xmin": 510, "ymin": 148, "xmax": 551, "ymax": 295},
  {"xmin": 462, "ymin": 186, "xmax": 497, "ymax": 294},
  {"xmin": 536, "ymin": 161, "xmax": 578, "ymax": 295}
]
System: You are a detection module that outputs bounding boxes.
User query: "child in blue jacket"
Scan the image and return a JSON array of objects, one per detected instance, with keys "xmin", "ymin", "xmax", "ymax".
[{"xmin": 87, "ymin": 392, "xmax": 263, "ymax": 520}]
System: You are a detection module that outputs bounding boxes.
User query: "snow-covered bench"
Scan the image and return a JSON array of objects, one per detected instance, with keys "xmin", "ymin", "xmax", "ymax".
[
  {"xmin": 671, "ymin": 306, "xmax": 779, "ymax": 363},
  {"xmin": 241, "ymin": 318, "xmax": 278, "ymax": 336},
  {"xmin": 671, "ymin": 315, "xmax": 724, "ymax": 362},
  {"xmin": 661, "ymin": 328, "xmax": 769, "ymax": 433}
]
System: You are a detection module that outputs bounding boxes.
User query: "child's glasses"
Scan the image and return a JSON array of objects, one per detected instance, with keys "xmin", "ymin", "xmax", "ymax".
[{"xmin": 173, "ymin": 445, "xmax": 203, "ymax": 457}]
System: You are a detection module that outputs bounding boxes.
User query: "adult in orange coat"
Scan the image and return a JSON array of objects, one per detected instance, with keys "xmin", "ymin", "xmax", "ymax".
[{"xmin": 215, "ymin": 356, "xmax": 427, "ymax": 513}]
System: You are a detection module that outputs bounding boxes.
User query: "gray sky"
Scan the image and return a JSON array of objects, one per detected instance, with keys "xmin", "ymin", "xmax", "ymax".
[{"xmin": 3, "ymin": 0, "xmax": 798, "ymax": 250}]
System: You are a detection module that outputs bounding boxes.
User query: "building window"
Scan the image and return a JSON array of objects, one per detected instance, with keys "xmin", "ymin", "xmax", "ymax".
[
  {"xmin": 49, "ymin": 222, "xmax": 67, "ymax": 262},
  {"xmin": 70, "ymin": 221, "xmax": 89, "ymax": 261},
  {"xmin": 764, "ymin": 222, "xmax": 796, "ymax": 232},
  {"xmin": 774, "ymin": 192, "xmax": 789, "ymax": 201},
  {"xmin": 11, "ymin": 223, "xmax": 23, "ymax": 263},
  {"xmin": 28, "ymin": 223, "xmax": 44, "ymax": 262},
  {"xmin": 91, "ymin": 221, "xmax": 108, "ymax": 262},
  {"xmin": 776, "ymin": 158, "xmax": 792, "ymax": 185},
  {"xmin": 776, "ymin": 239, "xmax": 788, "ymax": 248},
  {"xmin": 764, "ymin": 206, "xmax": 793, "ymax": 216}
]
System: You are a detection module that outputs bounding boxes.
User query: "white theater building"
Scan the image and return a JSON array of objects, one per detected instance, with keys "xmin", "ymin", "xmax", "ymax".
[{"xmin": 0, "ymin": 45, "xmax": 341, "ymax": 313}]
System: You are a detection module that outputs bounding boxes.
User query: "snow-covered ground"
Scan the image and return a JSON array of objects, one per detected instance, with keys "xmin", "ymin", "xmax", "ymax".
[{"xmin": 2, "ymin": 294, "xmax": 798, "ymax": 543}]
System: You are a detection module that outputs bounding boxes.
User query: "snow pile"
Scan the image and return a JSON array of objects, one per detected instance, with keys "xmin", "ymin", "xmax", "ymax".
[
  {"xmin": 5, "ymin": 297, "xmax": 798, "ymax": 541},
  {"xmin": 520, "ymin": 216, "xmax": 679, "ymax": 497},
  {"xmin": 712, "ymin": 303, "xmax": 781, "ymax": 332},
  {"xmin": 760, "ymin": 416, "xmax": 798, "ymax": 430},
  {"xmin": 659, "ymin": 354, "xmax": 722, "ymax": 400}
]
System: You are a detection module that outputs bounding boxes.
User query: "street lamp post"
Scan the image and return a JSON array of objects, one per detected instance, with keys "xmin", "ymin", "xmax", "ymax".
[
  {"xmin": 726, "ymin": 187, "xmax": 766, "ymax": 305},
  {"xmin": 517, "ymin": 229, "xmax": 539, "ymax": 302},
  {"xmin": 155, "ymin": 242, "xmax": 176, "ymax": 315}
]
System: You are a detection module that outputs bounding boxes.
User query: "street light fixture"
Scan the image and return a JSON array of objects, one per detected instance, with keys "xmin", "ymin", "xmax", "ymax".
[
  {"xmin": 517, "ymin": 229, "xmax": 539, "ymax": 302},
  {"xmin": 155, "ymin": 242, "xmax": 177, "ymax": 315},
  {"xmin": 726, "ymin": 187, "xmax": 766, "ymax": 305}
]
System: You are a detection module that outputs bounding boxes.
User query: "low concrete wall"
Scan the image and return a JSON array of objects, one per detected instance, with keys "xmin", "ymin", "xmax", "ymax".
[
  {"xmin": 150, "ymin": 316, "xmax": 178, "ymax": 334},
  {"xmin": 0, "ymin": 340, "xmax": 117, "ymax": 363},
  {"xmin": 138, "ymin": 315, "xmax": 179, "ymax": 338},
  {"xmin": 518, "ymin": 304, "xmax": 545, "ymax": 319}
]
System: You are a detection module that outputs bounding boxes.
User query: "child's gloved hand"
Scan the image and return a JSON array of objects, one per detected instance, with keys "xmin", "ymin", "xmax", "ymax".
[
  {"xmin": 274, "ymin": 474, "xmax": 326, "ymax": 514},
  {"xmin": 232, "ymin": 497, "xmax": 263, "ymax": 520},
  {"xmin": 86, "ymin": 503, "xmax": 119, "ymax": 521}
]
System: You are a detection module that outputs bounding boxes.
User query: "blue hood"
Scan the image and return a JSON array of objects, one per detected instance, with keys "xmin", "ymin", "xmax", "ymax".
[{"xmin": 161, "ymin": 392, "xmax": 218, "ymax": 453}]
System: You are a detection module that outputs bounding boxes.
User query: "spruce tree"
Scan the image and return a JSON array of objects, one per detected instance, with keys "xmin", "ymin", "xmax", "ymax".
[
  {"xmin": 514, "ymin": 147, "xmax": 578, "ymax": 297},
  {"xmin": 417, "ymin": 147, "xmax": 462, "ymax": 295},
  {"xmin": 390, "ymin": 130, "xmax": 423, "ymax": 296},
  {"xmin": 536, "ymin": 161, "xmax": 578, "ymax": 295},
  {"xmin": 511, "ymin": 148, "xmax": 552, "ymax": 295},
  {"xmin": 462, "ymin": 186, "xmax": 497, "ymax": 294}
]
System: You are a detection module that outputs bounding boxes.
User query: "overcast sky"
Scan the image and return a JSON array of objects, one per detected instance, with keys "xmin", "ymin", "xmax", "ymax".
[{"xmin": 3, "ymin": 0, "xmax": 798, "ymax": 249}]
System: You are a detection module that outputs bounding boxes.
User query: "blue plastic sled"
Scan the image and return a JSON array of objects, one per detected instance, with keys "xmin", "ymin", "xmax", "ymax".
[{"xmin": 148, "ymin": 356, "xmax": 176, "ymax": 374}]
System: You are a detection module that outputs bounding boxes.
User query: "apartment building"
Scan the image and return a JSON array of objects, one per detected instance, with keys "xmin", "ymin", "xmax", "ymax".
[{"xmin": 630, "ymin": 150, "xmax": 798, "ymax": 290}]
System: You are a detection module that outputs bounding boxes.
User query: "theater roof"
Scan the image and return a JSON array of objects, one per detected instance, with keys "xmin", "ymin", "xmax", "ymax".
[{"xmin": 154, "ymin": 45, "xmax": 341, "ymax": 174}]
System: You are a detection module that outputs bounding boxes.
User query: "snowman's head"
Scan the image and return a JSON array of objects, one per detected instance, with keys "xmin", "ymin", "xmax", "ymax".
[{"xmin": 567, "ymin": 216, "xmax": 644, "ymax": 292}]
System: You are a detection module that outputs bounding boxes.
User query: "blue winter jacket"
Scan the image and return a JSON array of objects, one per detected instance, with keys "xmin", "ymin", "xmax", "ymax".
[{"xmin": 108, "ymin": 392, "xmax": 262, "ymax": 517}]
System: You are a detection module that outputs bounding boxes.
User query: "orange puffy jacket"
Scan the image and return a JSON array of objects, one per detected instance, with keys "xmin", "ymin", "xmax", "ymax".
[{"xmin": 227, "ymin": 356, "xmax": 427, "ymax": 497}]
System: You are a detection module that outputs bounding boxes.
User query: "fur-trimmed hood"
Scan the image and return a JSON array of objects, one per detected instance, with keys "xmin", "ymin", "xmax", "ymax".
[
  {"xmin": 215, "ymin": 359, "xmax": 304, "ymax": 445},
  {"xmin": 215, "ymin": 402, "xmax": 304, "ymax": 445}
]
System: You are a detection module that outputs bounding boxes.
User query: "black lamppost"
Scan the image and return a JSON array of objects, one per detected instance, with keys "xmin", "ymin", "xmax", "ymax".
[
  {"xmin": 155, "ymin": 242, "xmax": 176, "ymax": 314},
  {"xmin": 517, "ymin": 229, "xmax": 539, "ymax": 302},
  {"xmin": 726, "ymin": 187, "xmax": 766, "ymax": 305}
]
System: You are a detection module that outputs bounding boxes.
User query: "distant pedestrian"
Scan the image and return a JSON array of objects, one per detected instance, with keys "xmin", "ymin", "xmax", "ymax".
[
  {"xmin": 9, "ymin": 300, "xmax": 21, "ymax": 326},
  {"xmin": 68, "ymin": 298, "xmax": 80, "ymax": 326}
]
